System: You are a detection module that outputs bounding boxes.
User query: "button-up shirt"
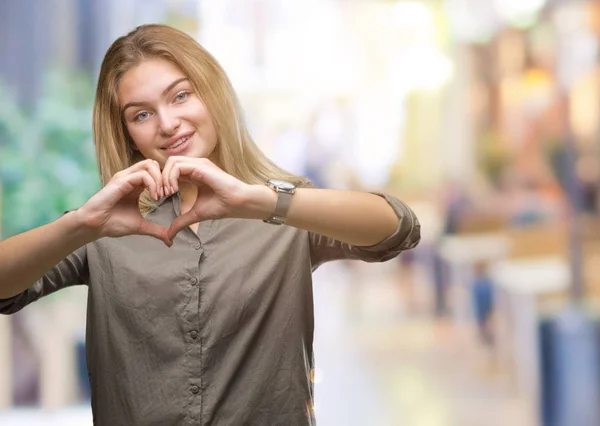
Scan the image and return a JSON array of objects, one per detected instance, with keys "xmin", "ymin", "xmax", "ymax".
[{"xmin": 1, "ymin": 192, "xmax": 420, "ymax": 425}]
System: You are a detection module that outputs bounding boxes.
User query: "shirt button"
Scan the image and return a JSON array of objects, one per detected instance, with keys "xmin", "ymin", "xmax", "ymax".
[
  {"xmin": 190, "ymin": 277, "xmax": 198, "ymax": 286},
  {"xmin": 190, "ymin": 330, "xmax": 198, "ymax": 340},
  {"xmin": 190, "ymin": 385, "xmax": 200, "ymax": 395},
  {"xmin": 193, "ymin": 243, "xmax": 202, "ymax": 250}
]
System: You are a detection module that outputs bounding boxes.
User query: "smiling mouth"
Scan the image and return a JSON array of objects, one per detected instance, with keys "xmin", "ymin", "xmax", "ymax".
[{"xmin": 162, "ymin": 135, "xmax": 191, "ymax": 150}]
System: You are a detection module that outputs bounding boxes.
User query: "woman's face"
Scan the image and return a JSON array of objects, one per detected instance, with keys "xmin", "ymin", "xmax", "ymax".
[{"xmin": 118, "ymin": 58, "xmax": 218, "ymax": 167}]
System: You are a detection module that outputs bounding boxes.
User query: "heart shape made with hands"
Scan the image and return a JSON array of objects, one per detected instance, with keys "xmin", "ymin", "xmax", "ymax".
[
  {"xmin": 134, "ymin": 156, "xmax": 252, "ymax": 245},
  {"xmin": 78, "ymin": 157, "xmax": 244, "ymax": 248}
]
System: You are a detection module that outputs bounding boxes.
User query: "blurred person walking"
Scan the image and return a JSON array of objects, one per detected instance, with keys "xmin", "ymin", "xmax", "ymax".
[
  {"xmin": 0, "ymin": 25, "xmax": 420, "ymax": 425},
  {"xmin": 470, "ymin": 261, "xmax": 495, "ymax": 346}
]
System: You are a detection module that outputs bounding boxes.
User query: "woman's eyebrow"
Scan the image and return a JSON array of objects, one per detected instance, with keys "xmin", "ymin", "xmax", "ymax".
[{"xmin": 122, "ymin": 77, "xmax": 189, "ymax": 113}]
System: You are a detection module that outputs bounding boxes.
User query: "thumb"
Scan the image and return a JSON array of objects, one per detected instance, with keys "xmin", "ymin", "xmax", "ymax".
[
  {"xmin": 167, "ymin": 212, "xmax": 199, "ymax": 242},
  {"xmin": 135, "ymin": 220, "xmax": 172, "ymax": 247}
]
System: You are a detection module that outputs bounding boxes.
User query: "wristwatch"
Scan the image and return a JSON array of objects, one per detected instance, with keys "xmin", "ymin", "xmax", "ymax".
[{"xmin": 263, "ymin": 179, "xmax": 296, "ymax": 225}]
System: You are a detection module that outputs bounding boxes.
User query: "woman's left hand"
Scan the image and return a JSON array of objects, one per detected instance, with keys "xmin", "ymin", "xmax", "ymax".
[{"xmin": 161, "ymin": 157, "xmax": 275, "ymax": 240}]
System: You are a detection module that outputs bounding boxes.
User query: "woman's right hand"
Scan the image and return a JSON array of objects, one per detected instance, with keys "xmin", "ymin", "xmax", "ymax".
[{"xmin": 76, "ymin": 159, "xmax": 172, "ymax": 246}]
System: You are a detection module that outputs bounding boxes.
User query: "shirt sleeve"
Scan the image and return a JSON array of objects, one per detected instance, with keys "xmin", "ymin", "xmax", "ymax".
[
  {"xmin": 309, "ymin": 192, "xmax": 421, "ymax": 270},
  {"xmin": 0, "ymin": 245, "xmax": 88, "ymax": 315}
]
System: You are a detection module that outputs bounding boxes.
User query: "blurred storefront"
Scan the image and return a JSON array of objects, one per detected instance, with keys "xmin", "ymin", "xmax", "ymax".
[
  {"xmin": 433, "ymin": 2, "xmax": 600, "ymax": 425},
  {"xmin": 197, "ymin": 0, "xmax": 454, "ymax": 191}
]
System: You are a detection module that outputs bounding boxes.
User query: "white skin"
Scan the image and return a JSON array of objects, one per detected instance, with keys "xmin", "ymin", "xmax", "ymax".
[
  {"xmin": 119, "ymin": 58, "xmax": 220, "ymax": 170},
  {"xmin": 78, "ymin": 58, "xmax": 275, "ymax": 245}
]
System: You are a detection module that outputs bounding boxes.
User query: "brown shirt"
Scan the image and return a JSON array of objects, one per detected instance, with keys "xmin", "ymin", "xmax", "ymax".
[{"xmin": 0, "ymin": 192, "xmax": 420, "ymax": 426}]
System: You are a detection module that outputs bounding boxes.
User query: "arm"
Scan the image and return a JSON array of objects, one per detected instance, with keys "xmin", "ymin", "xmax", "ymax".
[
  {"xmin": 159, "ymin": 157, "xmax": 420, "ymax": 254},
  {"xmin": 0, "ymin": 159, "xmax": 173, "ymax": 300},
  {"xmin": 250, "ymin": 187, "xmax": 400, "ymax": 246},
  {"xmin": 0, "ymin": 211, "xmax": 95, "ymax": 299},
  {"xmin": 305, "ymin": 191, "xmax": 420, "ymax": 267},
  {"xmin": 248, "ymin": 185, "xmax": 421, "ymax": 269}
]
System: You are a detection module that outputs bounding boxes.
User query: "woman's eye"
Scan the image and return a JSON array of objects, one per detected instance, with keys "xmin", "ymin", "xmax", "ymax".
[
  {"xmin": 175, "ymin": 91, "xmax": 189, "ymax": 102},
  {"xmin": 134, "ymin": 111, "xmax": 150, "ymax": 121}
]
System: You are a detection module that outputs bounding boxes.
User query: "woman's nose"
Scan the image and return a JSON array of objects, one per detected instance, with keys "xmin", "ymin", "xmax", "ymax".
[{"xmin": 158, "ymin": 110, "xmax": 181, "ymax": 136}]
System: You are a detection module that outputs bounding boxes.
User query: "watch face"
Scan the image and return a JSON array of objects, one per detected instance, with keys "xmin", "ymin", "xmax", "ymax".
[{"xmin": 270, "ymin": 179, "xmax": 295, "ymax": 190}]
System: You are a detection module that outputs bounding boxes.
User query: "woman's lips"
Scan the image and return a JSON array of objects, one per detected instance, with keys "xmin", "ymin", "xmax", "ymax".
[{"xmin": 162, "ymin": 134, "xmax": 193, "ymax": 154}]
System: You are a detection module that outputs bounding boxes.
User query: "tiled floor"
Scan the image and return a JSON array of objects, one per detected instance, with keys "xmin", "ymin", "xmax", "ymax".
[{"xmin": 0, "ymin": 260, "xmax": 533, "ymax": 426}]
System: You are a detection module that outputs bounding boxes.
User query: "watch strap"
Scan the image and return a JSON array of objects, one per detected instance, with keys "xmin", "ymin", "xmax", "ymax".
[{"xmin": 266, "ymin": 190, "xmax": 293, "ymax": 225}]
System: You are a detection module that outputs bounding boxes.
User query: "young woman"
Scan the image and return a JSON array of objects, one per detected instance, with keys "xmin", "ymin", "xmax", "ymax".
[{"xmin": 0, "ymin": 24, "xmax": 420, "ymax": 425}]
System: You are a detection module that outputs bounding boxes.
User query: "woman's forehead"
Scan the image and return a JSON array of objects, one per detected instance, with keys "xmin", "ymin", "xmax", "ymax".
[{"xmin": 118, "ymin": 58, "xmax": 187, "ymax": 103}]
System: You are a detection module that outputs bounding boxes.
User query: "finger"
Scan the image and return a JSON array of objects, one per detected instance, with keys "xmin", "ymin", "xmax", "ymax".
[
  {"xmin": 143, "ymin": 160, "xmax": 164, "ymax": 199},
  {"xmin": 118, "ymin": 158, "xmax": 158, "ymax": 176},
  {"xmin": 161, "ymin": 156, "xmax": 178, "ymax": 196},
  {"xmin": 167, "ymin": 212, "xmax": 199, "ymax": 242},
  {"xmin": 137, "ymin": 160, "xmax": 163, "ymax": 199},
  {"xmin": 114, "ymin": 160, "xmax": 163, "ymax": 200},
  {"xmin": 169, "ymin": 163, "xmax": 206, "ymax": 191},
  {"xmin": 135, "ymin": 220, "xmax": 172, "ymax": 247},
  {"xmin": 118, "ymin": 171, "xmax": 157, "ymax": 200},
  {"xmin": 167, "ymin": 157, "xmax": 190, "ymax": 193},
  {"xmin": 163, "ymin": 157, "xmax": 207, "ymax": 194},
  {"xmin": 169, "ymin": 162, "xmax": 182, "ymax": 194},
  {"xmin": 184, "ymin": 158, "xmax": 224, "ymax": 185}
]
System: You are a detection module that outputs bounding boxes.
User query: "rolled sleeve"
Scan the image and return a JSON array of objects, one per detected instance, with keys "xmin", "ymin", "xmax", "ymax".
[
  {"xmin": 309, "ymin": 192, "xmax": 421, "ymax": 269},
  {"xmin": 0, "ymin": 245, "xmax": 89, "ymax": 315}
]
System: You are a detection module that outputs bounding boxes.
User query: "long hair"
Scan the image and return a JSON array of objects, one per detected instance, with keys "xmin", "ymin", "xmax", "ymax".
[{"xmin": 93, "ymin": 24, "xmax": 310, "ymax": 213}]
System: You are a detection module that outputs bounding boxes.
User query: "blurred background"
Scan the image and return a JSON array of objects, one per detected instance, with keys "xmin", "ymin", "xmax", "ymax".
[{"xmin": 2, "ymin": 0, "xmax": 600, "ymax": 425}]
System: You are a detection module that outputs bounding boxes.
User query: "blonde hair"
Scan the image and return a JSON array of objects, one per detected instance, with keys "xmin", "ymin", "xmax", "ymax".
[{"xmin": 93, "ymin": 24, "xmax": 310, "ymax": 213}]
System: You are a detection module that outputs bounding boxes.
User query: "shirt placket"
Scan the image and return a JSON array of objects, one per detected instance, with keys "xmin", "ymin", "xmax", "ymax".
[{"xmin": 173, "ymin": 195, "xmax": 205, "ymax": 424}]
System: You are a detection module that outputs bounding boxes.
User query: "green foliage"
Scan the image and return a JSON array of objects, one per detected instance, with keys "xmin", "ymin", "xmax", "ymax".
[{"xmin": 0, "ymin": 70, "xmax": 101, "ymax": 238}]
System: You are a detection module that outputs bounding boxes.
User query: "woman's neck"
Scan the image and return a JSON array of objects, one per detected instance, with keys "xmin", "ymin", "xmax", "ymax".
[{"xmin": 179, "ymin": 181, "xmax": 197, "ymax": 214}]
